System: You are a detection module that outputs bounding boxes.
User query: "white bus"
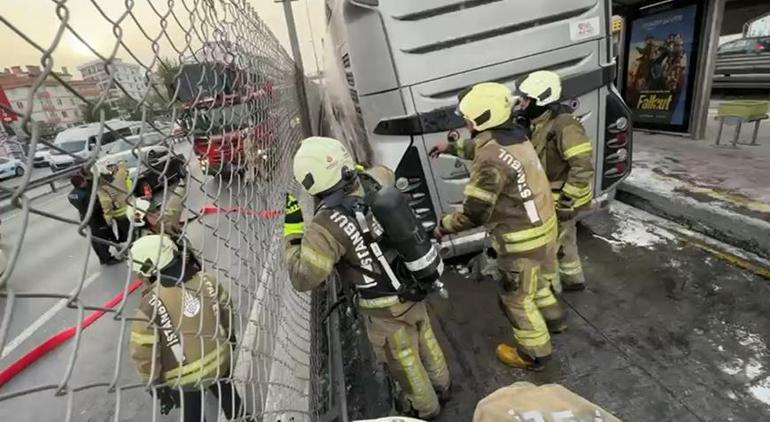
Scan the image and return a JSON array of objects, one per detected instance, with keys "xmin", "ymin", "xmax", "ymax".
[{"xmin": 325, "ymin": 0, "xmax": 633, "ymax": 257}]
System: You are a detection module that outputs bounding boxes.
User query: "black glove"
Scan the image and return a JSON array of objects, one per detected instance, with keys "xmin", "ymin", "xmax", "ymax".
[
  {"xmin": 150, "ymin": 386, "xmax": 177, "ymax": 415},
  {"xmin": 556, "ymin": 193, "xmax": 578, "ymax": 221},
  {"xmin": 284, "ymin": 193, "xmax": 304, "ymax": 239}
]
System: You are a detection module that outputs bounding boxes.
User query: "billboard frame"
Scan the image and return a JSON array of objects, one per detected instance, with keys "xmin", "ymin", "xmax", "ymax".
[{"xmin": 621, "ymin": 0, "xmax": 707, "ymax": 134}]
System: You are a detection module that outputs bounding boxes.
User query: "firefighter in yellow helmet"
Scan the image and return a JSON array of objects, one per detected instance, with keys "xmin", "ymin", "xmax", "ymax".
[
  {"xmin": 431, "ymin": 82, "xmax": 566, "ymax": 371},
  {"xmin": 517, "ymin": 70, "xmax": 595, "ymax": 291},
  {"xmin": 129, "ymin": 234, "xmax": 245, "ymax": 421},
  {"xmin": 284, "ymin": 137, "xmax": 451, "ymax": 419}
]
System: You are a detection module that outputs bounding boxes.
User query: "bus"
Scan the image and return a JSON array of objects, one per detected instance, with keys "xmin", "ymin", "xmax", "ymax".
[{"xmin": 325, "ymin": 0, "xmax": 634, "ymax": 257}]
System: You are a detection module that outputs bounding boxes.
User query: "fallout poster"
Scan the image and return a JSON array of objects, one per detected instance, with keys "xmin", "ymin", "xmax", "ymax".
[{"xmin": 625, "ymin": 4, "xmax": 700, "ymax": 132}]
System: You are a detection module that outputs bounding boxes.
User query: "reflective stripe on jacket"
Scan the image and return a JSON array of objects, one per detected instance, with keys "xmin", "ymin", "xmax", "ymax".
[
  {"xmin": 283, "ymin": 166, "xmax": 401, "ymax": 302},
  {"xmin": 130, "ymin": 272, "xmax": 232, "ymax": 389},
  {"xmin": 441, "ymin": 124, "xmax": 556, "ymax": 256},
  {"xmin": 531, "ymin": 111, "xmax": 595, "ymax": 209}
]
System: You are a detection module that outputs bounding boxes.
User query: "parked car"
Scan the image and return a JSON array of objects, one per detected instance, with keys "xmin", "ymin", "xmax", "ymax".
[
  {"xmin": 96, "ymin": 132, "xmax": 167, "ymax": 180},
  {"xmin": 33, "ymin": 145, "xmax": 51, "ymax": 168},
  {"xmin": 713, "ymin": 36, "xmax": 770, "ymax": 90},
  {"xmin": 717, "ymin": 36, "xmax": 770, "ymax": 55},
  {"xmin": 48, "ymin": 120, "xmax": 140, "ymax": 171},
  {"xmin": 0, "ymin": 156, "xmax": 27, "ymax": 179}
]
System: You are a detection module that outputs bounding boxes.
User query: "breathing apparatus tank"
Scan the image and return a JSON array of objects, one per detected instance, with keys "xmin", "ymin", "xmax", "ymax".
[{"xmin": 368, "ymin": 184, "xmax": 448, "ymax": 299}]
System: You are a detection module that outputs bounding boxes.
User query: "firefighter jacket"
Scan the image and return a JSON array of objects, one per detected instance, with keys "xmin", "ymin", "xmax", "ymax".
[
  {"xmin": 441, "ymin": 123, "xmax": 557, "ymax": 257},
  {"xmin": 284, "ymin": 166, "xmax": 407, "ymax": 307},
  {"xmin": 130, "ymin": 272, "xmax": 233, "ymax": 389},
  {"xmin": 97, "ymin": 161, "xmax": 130, "ymax": 222},
  {"xmin": 530, "ymin": 109, "xmax": 595, "ymax": 209}
]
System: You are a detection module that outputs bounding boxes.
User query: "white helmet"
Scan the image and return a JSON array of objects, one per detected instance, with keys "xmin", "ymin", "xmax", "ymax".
[
  {"xmin": 92, "ymin": 161, "xmax": 111, "ymax": 177},
  {"xmin": 293, "ymin": 137, "xmax": 355, "ymax": 196},
  {"xmin": 130, "ymin": 234, "xmax": 177, "ymax": 276},
  {"xmin": 517, "ymin": 70, "xmax": 562, "ymax": 106},
  {"xmin": 457, "ymin": 82, "xmax": 514, "ymax": 132}
]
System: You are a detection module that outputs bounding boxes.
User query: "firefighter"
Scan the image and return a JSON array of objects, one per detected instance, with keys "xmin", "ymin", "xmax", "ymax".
[
  {"xmin": 125, "ymin": 149, "xmax": 188, "ymax": 239},
  {"xmin": 67, "ymin": 174, "xmax": 121, "ymax": 265},
  {"xmin": 516, "ymin": 70, "xmax": 595, "ymax": 292},
  {"xmin": 431, "ymin": 82, "xmax": 565, "ymax": 371},
  {"xmin": 129, "ymin": 234, "xmax": 244, "ymax": 421},
  {"xmin": 94, "ymin": 160, "xmax": 131, "ymax": 243},
  {"xmin": 284, "ymin": 136, "xmax": 451, "ymax": 419}
]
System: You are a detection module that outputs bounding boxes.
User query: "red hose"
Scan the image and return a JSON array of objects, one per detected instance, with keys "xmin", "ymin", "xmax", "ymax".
[
  {"xmin": 199, "ymin": 205, "xmax": 281, "ymax": 219},
  {"xmin": 0, "ymin": 278, "xmax": 143, "ymax": 388}
]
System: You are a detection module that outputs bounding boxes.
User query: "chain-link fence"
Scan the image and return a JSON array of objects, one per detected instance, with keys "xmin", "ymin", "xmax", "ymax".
[{"xmin": 0, "ymin": 1, "xmax": 325, "ymax": 420}]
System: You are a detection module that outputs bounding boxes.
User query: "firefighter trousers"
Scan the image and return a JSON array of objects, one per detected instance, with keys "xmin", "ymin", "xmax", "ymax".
[
  {"xmin": 557, "ymin": 217, "xmax": 585, "ymax": 287},
  {"xmin": 178, "ymin": 378, "xmax": 244, "ymax": 422},
  {"xmin": 361, "ymin": 300, "xmax": 451, "ymax": 418},
  {"xmin": 498, "ymin": 248, "xmax": 564, "ymax": 359}
]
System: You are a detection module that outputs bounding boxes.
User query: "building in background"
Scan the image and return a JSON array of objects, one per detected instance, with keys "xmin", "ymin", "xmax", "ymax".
[
  {"xmin": 77, "ymin": 58, "xmax": 147, "ymax": 107},
  {"xmin": 0, "ymin": 66, "xmax": 99, "ymax": 134}
]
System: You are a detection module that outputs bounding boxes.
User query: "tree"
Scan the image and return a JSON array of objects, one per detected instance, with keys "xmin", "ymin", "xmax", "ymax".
[
  {"xmin": 80, "ymin": 102, "xmax": 118, "ymax": 123},
  {"xmin": 37, "ymin": 121, "xmax": 59, "ymax": 139},
  {"xmin": 157, "ymin": 57, "xmax": 181, "ymax": 100}
]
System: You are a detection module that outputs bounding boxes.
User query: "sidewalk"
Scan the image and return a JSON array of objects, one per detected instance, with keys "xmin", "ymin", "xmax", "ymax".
[{"xmin": 617, "ymin": 112, "xmax": 770, "ymax": 260}]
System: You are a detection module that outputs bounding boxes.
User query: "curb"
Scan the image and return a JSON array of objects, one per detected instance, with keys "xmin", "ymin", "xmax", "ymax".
[{"xmin": 616, "ymin": 181, "xmax": 770, "ymax": 261}]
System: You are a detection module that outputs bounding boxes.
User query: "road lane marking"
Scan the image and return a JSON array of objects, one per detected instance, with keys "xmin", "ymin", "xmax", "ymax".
[{"xmin": 1, "ymin": 271, "xmax": 102, "ymax": 360}]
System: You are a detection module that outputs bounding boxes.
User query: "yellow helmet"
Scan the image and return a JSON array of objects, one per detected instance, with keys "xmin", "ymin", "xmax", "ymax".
[
  {"xmin": 130, "ymin": 234, "xmax": 177, "ymax": 276},
  {"xmin": 293, "ymin": 136, "xmax": 356, "ymax": 196},
  {"xmin": 517, "ymin": 70, "xmax": 562, "ymax": 106},
  {"xmin": 457, "ymin": 82, "xmax": 514, "ymax": 132}
]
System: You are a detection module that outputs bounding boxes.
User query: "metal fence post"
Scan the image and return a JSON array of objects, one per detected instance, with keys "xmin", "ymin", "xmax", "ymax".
[{"xmin": 277, "ymin": 0, "xmax": 314, "ymax": 138}]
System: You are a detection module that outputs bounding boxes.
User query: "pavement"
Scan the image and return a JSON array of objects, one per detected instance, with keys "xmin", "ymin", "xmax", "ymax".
[
  {"xmin": 428, "ymin": 202, "xmax": 770, "ymax": 421},
  {"xmin": 617, "ymin": 104, "xmax": 770, "ymax": 259}
]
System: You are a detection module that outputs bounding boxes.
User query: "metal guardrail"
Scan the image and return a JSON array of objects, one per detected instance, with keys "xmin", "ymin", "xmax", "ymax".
[
  {"xmin": 713, "ymin": 53, "xmax": 770, "ymax": 90},
  {"xmin": 0, "ymin": 166, "xmax": 82, "ymax": 202}
]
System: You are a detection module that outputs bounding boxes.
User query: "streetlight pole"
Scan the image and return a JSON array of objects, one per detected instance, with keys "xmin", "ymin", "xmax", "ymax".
[{"xmin": 275, "ymin": 0, "xmax": 313, "ymax": 137}]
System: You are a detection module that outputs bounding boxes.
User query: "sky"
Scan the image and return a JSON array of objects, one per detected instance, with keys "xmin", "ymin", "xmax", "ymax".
[{"xmin": 0, "ymin": 0, "xmax": 326, "ymax": 76}]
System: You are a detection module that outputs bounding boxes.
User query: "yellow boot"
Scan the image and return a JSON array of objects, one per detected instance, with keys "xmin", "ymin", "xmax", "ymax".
[{"xmin": 496, "ymin": 344, "xmax": 546, "ymax": 372}]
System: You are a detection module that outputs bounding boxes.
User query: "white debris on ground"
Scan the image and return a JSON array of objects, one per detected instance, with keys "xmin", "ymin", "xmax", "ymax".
[
  {"xmin": 720, "ymin": 358, "xmax": 745, "ymax": 376},
  {"xmin": 750, "ymin": 378, "xmax": 770, "ymax": 406},
  {"xmin": 712, "ymin": 323, "xmax": 769, "ymax": 407},
  {"xmin": 597, "ymin": 204, "xmax": 677, "ymax": 251}
]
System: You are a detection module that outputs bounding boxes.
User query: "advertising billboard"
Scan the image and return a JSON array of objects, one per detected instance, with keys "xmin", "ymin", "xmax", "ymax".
[{"xmin": 623, "ymin": 1, "xmax": 704, "ymax": 133}]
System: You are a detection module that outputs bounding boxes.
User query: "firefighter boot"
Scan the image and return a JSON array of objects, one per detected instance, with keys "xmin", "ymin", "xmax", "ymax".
[{"xmin": 496, "ymin": 344, "xmax": 546, "ymax": 372}]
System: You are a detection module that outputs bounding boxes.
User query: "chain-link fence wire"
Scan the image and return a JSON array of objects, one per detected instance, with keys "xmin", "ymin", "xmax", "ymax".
[{"xmin": 0, "ymin": 1, "xmax": 315, "ymax": 420}]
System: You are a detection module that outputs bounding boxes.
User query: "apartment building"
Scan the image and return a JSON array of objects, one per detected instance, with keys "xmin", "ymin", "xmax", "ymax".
[
  {"xmin": 0, "ymin": 65, "xmax": 99, "ymax": 130},
  {"xmin": 77, "ymin": 58, "xmax": 147, "ymax": 105}
]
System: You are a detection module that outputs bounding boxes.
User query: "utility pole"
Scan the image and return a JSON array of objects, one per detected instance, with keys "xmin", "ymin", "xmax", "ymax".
[{"xmin": 276, "ymin": 0, "xmax": 313, "ymax": 137}]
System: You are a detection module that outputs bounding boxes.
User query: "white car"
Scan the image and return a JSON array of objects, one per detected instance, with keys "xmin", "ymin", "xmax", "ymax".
[
  {"xmin": 48, "ymin": 120, "xmax": 140, "ymax": 171},
  {"xmin": 33, "ymin": 146, "xmax": 51, "ymax": 168},
  {"xmin": 0, "ymin": 156, "xmax": 27, "ymax": 179},
  {"xmin": 96, "ymin": 132, "xmax": 168, "ymax": 180}
]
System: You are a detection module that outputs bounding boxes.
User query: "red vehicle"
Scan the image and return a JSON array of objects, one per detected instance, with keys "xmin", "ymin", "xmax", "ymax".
[{"xmin": 174, "ymin": 63, "xmax": 275, "ymax": 177}]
